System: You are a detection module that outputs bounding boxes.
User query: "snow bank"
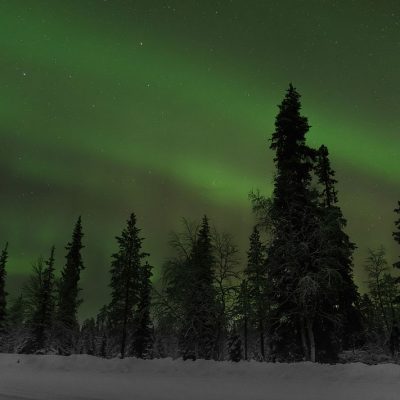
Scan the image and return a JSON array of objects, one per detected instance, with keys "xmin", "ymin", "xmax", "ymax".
[{"xmin": 0, "ymin": 354, "xmax": 399, "ymax": 399}]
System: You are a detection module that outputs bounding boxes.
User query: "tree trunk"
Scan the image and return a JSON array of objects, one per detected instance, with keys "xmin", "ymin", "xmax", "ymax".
[
  {"xmin": 244, "ymin": 315, "xmax": 248, "ymax": 361},
  {"xmin": 306, "ymin": 318, "xmax": 316, "ymax": 362},
  {"xmin": 120, "ymin": 280, "xmax": 131, "ymax": 359},
  {"xmin": 120, "ymin": 313, "xmax": 127, "ymax": 359},
  {"xmin": 376, "ymin": 275, "xmax": 390, "ymax": 341},
  {"xmin": 259, "ymin": 318, "xmax": 265, "ymax": 360},
  {"xmin": 300, "ymin": 321, "xmax": 309, "ymax": 361}
]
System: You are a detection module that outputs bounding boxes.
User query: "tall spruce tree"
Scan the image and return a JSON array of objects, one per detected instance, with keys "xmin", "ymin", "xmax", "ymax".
[
  {"xmin": 244, "ymin": 226, "xmax": 267, "ymax": 360},
  {"xmin": 0, "ymin": 242, "xmax": 8, "ymax": 334},
  {"xmin": 258, "ymin": 85, "xmax": 354, "ymax": 362},
  {"xmin": 56, "ymin": 217, "xmax": 85, "ymax": 354},
  {"xmin": 393, "ymin": 201, "xmax": 400, "ymax": 269},
  {"xmin": 315, "ymin": 145, "xmax": 362, "ymax": 355},
  {"xmin": 194, "ymin": 215, "xmax": 217, "ymax": 359},
  {"xmin": 108, "ymin": 213, "xmax": 148, "ymax": 359},
  {"xmin": 267, "ymin": 84, "xmax": 318, "ymax": 361},
  {"xmin": 179, "ymin": 215, "xmax": 217, "ymax": 360}
]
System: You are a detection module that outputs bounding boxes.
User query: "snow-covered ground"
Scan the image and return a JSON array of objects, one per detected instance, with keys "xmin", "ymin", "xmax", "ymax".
[{"xmin": 0, "ymin": 354, "xmax": 399, "ymax": 400}]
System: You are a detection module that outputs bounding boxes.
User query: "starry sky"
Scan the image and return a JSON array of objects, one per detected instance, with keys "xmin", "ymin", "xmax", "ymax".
[{"xmin": 1, "ymin": 0, "xmax": 399, "ymax": 319}]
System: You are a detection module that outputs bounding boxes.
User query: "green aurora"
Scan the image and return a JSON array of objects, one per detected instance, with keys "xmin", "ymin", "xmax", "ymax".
[{"xmin": 0, "ymin": 1, "xmax": 399, "ymax": 318}]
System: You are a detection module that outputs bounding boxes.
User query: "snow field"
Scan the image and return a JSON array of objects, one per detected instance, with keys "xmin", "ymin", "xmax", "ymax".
[{"xmin": 0, "ymin": 354, "xmax": 399, "ymax": 400}]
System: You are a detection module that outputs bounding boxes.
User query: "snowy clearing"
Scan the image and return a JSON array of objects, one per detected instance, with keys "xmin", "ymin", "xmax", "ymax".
[{"xmin": 0, "ymin": 354, "xmax": 399, "ymax": 400}]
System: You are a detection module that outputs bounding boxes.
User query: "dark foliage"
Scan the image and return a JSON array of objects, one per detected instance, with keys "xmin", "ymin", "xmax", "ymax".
[
  {"xmin": 244, "ymin": 226, "xmax": 268, "ymax": 360},
  {"xmin": 393, "ymin": 202, "xmax": 400, "ymax": 269},
  {"xmin": 24, "ymin": 247, "xmax": 56, "ymax": 353},
  {"xmin": 228, "ymin": 333, "xmax": 242, "ymax": 362},
  {"xmin": 55, "ymin": 217, "xmax": 85, "ymax": 354},
  {"xmin": 179, "ymin": 216, "xmax": 218, "ymax": 360},
  {"xmin": 108, "ymin": 213, "xmax": 150, "ymax": 359},
  {"xmin": 131, "ymin": 261, "xmax": 154, "ymax": 358},
  {"xmin": 0, "ymin": 243, "xmax": 9, "ymax": 334}
]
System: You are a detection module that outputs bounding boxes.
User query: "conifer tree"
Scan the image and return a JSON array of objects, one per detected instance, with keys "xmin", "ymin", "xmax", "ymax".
[
  {"xmin": 108, "ymin": 213, "xmax": 148, "ymax": 359},
  {"xmin": 193, "ymin": 215, "xmax": 217, "ymax": 359},
  {"xmin": 393, "ymin": 202, "xmax": 400, "ymax": 269},
  {"xmin": 315, "ymin": 145, "xmax": 338, "ymax": 207},
  {"xmin": 23, "ymin": 257, "xmax": 46, "ymax": 352},
  {"xmin": 28, "ymin": 246, "xmax": 56, "ymax": 352},
  {"xmin": 244, "ymin": 226, "xmax": 267, "ymax": 360},
  {"xmin": 315, "ymin": 145, "xmax": 362, "ymax": 355},
  {"xmin": 56, "ymin": 217, "xmax": 85, "ymax": 354},
  {"xmin": 359, "ymin": 293, "xmax": 378, "ymax": 344},
  {"xmin": 3, "ymin": 294, "xmax": 27, "ymax": 352},
  {"xmin": 7, "ymin": 295, "xmax": 26, "ymax": 328},
  {"xmin": 254, "ymin": 85, "xmax": 355, "ymax": 362},
  {"xmin": 131, "ymin": 261, "xmax": 153, "ymax": 358},
  {"xmin": 266, "ymin": 84, "xmax": 318, "ymax": 361},
  {"xmin": 0, "ymin": 242, "xmax": 8, "ymax": 334},
  {"xmin": 180, "ymin": 215, "xmax": 217, "ymax": 360},
  {"xmin": 236, "ymin": 279, "xmax": 250, "ymax": 361},
  {"xmin": 364, "ymin": 247, "xmax": 399, "ymax": 348}
]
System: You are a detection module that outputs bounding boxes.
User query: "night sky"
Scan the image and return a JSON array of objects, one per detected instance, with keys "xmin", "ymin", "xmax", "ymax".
[{"xmin": 1, "ymin": 1, "xmax": 399, "ymax": 319}]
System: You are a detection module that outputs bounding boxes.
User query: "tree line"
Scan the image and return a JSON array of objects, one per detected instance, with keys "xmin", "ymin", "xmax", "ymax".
[{"xmin": 0, "ymin": 85, "xmax": 399, "ymax": 363}]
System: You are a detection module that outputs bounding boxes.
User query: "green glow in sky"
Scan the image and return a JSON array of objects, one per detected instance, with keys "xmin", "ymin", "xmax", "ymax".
[{"xmin": 1, "ymin": 1, "xmax": 399, "ymax": 318}]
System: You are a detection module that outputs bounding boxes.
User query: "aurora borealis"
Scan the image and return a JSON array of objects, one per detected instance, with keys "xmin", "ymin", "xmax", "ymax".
[{"xmin": 1, "ymin": 1, "xmax": 399, "ymax": 318}]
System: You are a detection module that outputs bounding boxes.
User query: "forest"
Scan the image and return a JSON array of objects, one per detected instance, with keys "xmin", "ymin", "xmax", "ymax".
[{"xmin": 1, "ymin": 85, "xmax": 399, "ymax": 364}]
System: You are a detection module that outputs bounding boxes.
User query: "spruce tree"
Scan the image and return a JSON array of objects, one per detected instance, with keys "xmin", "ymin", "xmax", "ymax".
[
  {"xmin": 24, "ymin": 250, "xmax": 55, "ymax": 353},
  {"xmin": 244, "ymin": 226, "xmax": 267, "ymax": 360},
  {"xmin": 257, "ymin": 85, "xmax": 355, "ymax": 362},
  {"xmin": 180, "ymin": 215, "xmax": 217, "ymax": 360},
  {"xmin": 267, "ymin": 84, "xmax": 318, "ymax": 361},
  {"xmin": 3, "ymin": 294, "xmax": 27, "ymax": 352},
  {"xmin": 270, "ymin": 84, "xmax": 314, "ymax": 209},
  {"xmin": 393, "ymin": 202, "xmax": 400, "ymax": 269},
  {"xmin": 28, "ymin": 246, "xmax": 56, "ymax": 352},
  {"xmin": 237, "ymin": 279, "xmax": 250, "ymax": 361},
  {"xmin": 193, "ymin": 215, "xmax": 217, "ymax": 359},
  {"xmin": 315, "ymin": 145, "xmax": 338, "ymax": 207},
  {"xmin": 0, "ymin": 242, "xmax": 8, "ymax": 334},
  {"xmin": 108, "ymin": 213, "xmax": 148, "ymax": 359},
  {"xmin": 56, "ymin": 217, "xmax": 85, "ymax": 354},
  {"xmin": 96, "ymin": 305, "xmax": 110, "ymax": 358},
  {"xmin": 23, "ymin": 257, "xmax": 46, "ymax": 352},
  {"xmin": 315, "ymin": 145, "xmax": 362, "ymax": 356},
  {"xmin": 131, "ymin": 261, "xmax": 153, "ymax": 358},
  {"xmin": 7, "ymin": 295, "xmax": 26, "ymax": 328},
  {"xmin": 364, "ymin": 247, "xmax": 399, "ymax": 348}
]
